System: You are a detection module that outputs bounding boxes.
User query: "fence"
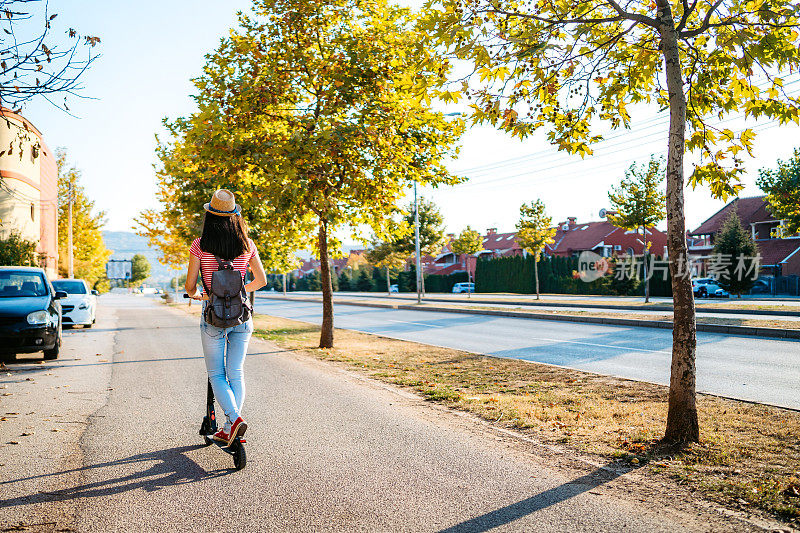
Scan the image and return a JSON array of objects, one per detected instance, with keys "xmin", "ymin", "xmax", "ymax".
[{"xmin": 773, "ymin": 275, "xmax": 800, "ymax": 296}]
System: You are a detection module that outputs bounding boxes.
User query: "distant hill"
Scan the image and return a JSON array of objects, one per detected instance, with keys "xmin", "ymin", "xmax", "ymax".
[{"xmin": 102, "ymin": 231, "xmax": 178, "ymax": 284}]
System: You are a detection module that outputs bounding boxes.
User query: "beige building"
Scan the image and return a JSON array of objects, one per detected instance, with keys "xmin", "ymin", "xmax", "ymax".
[{"xmin": 0, "ymin": 109, "xmax": 59, "ymax": 278}]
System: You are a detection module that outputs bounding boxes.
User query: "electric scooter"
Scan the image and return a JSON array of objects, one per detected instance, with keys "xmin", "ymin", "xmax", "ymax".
[
  {"xmin": 184, "ymin": 294, "xmax": 246, "ymax": 470},
  {"xmin": 199, "ymin": 379, "xmax": 246, "ymax": 470}
]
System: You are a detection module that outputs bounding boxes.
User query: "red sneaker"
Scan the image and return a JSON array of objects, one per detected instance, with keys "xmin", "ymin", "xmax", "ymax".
[
  {"xmin": 212, "ymin": 429, "xmax": 230, "ymax": 443},
  {"xmin": 229, "ymin": 417, "xmax": 247, "ymax": 445}
]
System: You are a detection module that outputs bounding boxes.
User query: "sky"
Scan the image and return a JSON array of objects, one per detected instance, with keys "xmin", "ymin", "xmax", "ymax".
[{"xmin": 21, "ymin": 0, "xmax": 800, "ymax": 243}]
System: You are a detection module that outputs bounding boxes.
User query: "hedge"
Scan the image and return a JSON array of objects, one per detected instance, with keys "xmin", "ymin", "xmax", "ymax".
[{"xmin": 474, "ymin": 254, "xmax": 673, "ymax": 297}]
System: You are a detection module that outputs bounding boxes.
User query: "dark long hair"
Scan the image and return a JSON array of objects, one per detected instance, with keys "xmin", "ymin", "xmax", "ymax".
[{"xmin": 199, "ymin": 212, "xmax": 250, "ymax": 260}]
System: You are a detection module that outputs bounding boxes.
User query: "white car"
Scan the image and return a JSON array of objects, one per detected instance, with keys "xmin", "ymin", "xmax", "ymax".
[
  {"xmin": 51, "ymin": 279, "xmax": 98, "ymax": 328},
  {"xmin": 691, "ymin": 278, "xmax": 730, "ymax": 298},
  {"xmin": 452, "ymin": 282, "xmax": 475, "ymax": 293}
]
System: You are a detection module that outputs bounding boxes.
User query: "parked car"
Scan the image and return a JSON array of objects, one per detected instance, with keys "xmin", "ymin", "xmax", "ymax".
[
  {"xmin": 692, "ymin": 278, "xmax": 730, "ymax": 298},
  {"xmin": 452, "ymin": 282, "xmax": 475, "ymax": 294},
  {"xmin": 389, "ymin": 284, "xmax": 399, "ymax": 293},
  {"xmin": 750, "ymin": 278, "xmax": 771, "ymax": 294},
  {"xmin": 51, "ymin": 279, "xmax": 98, "ymax": 328},
  {"xmin": 0, "ymin": 266, "xmax": 65, "ymax": 361}
]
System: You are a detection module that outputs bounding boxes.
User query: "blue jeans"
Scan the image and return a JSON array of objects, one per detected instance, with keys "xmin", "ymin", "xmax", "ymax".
[{"xmin": 200, "ymin": 314, "xmax": 253, "ymax": 430}]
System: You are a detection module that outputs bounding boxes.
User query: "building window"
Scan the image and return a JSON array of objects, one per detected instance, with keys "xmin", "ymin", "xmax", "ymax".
[{"xmin": 30, "ymin": 203, "xmax": 35, "ymax": 221}]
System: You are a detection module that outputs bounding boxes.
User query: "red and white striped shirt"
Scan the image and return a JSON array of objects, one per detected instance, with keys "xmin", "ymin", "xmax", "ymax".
[{"xmin": 189, "ymin": 238, "xmax": 256, "ymax": 292}]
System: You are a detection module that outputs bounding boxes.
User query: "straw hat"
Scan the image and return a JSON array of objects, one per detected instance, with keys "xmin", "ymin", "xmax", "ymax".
[{"xmin": 203, "ymin": 189, "xmax": 241, "ymax": 216}]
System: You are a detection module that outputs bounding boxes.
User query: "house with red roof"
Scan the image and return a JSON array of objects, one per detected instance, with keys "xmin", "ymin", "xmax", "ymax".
[
  {"xmin": 544, "ymin": 217, "xmax": 668, "ymax": 258},
  {"xmin": 426, "ymin": 219, "xmax": 667, "ymax": 277},
  {"xmin": 291, "ymin": 249, "xmax": 370, "ymax": 279},
  {"xmin": 427, "ymin": 228, "xmax": 523, "ymax": 276},
  {"xmin": 689, "ymin": 196, "xmax": 800, "ymax": 277}
]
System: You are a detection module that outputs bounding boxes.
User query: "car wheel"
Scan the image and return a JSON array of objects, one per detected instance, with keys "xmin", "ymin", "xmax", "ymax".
[
  {"xmin": 0, "ymin": 353, "xmax": 16, "ymax": 363},
  {"xmin": 698, "ymin": 288, "xmax": 707, "ymax": 298},
  {"xmin": 43, "ymin": 343, "xmax": 59, "ymax": 360}
]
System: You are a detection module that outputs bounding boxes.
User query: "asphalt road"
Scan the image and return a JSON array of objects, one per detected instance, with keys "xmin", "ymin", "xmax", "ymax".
[
  {"xmin": 296, "ymin": 291, "xmax": 800, "ymax": 306},
  {"xmin": 254, "ymin": 298, "xmax": 800, "ymax": 410},
  {"xmin": 275, "ymin": 292, "xmax": 800, "ymax": 320},
  {"xmin": 0, "ymin": 295, "xmax": 758, "ymax": 531}
]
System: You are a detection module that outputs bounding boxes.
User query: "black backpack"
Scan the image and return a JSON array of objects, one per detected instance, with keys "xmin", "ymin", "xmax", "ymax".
[{"xmin": 201, "ymin": 256, "xmax": 251, "ymax": 328}]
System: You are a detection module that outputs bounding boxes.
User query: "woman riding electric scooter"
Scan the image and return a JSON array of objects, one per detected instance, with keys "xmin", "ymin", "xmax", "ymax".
[{"xmin": 185, "ymin": 189, "xmax": 267, "ymax": 446}]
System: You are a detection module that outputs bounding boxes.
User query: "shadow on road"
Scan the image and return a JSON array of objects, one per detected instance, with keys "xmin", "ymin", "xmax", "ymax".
[
  {"xmin": 0, "ymin": 444, "xmax": 232, "ymax": 509},
  {"xmin": 0, "ymin": 356, "xmax": 204, "ymax": 375},
  {"xmin": 437, "ymin": 463, "xmax": 628, "ymax": 533}
]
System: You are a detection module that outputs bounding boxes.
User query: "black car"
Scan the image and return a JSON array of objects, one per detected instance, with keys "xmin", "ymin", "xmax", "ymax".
[{"xmin": 0, "ymin": 266, "xmax": 66, "ymax": 361}]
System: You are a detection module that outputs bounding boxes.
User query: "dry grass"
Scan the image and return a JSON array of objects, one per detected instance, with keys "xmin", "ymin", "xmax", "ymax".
[{"xmin": 248, "ymin": 313, "xmax": 800, "ymax": 526}]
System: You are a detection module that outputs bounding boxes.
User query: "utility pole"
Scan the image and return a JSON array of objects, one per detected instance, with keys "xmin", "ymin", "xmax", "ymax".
[
  {"xmin": 67, "ymin": 181, "xmax": 74, "ymax": 279},
  {"xmin": 414, "ymin": 180, "xmax": 421, "ymax": 304},
  {"xmin": 643, "ymin": 226, "xmax": 648, "ymax": 303}
]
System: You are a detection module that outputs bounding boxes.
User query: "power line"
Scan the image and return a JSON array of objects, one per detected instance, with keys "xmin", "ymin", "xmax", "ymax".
[
  {"xmin": 450, "ymin": 74, "xmax": 800, "ymax": 179},
  {"xmin": 449, "ymin": 88, "xmax": 800, "ymax": 191},
  {"xmin": 443, "ymin": 112, "xmax": 798, "ymax": 193}
]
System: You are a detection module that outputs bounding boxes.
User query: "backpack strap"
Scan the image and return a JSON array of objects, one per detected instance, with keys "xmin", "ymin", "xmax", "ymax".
[{"xmin": 199, "ymin": 260, "xmax": 211, "ymax": 296}]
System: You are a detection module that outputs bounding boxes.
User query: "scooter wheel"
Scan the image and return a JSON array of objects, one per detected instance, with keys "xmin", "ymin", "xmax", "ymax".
[
  {"xmin": 231, "ymin": 441, "xmax": 246, "ymax": 470},
  {"xmin": 199, "ymin": 417, "xmax": 213, "ymax": 446}
]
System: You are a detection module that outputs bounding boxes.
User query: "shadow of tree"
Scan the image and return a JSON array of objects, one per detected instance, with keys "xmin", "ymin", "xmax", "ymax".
[{"xmin": 437, "ymin": 463, "xmax": 630, "ymax": 532}]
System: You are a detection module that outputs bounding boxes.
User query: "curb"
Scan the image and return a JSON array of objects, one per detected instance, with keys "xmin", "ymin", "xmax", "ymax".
[
  {"xmin": 419, "ymin": 297, "xmax": 800, "ymax": 318},
  {"xmin": 280, "ymin": 292, "xmax": 800, "ymax": 318},
  {"xmin": 257, "ymin": 295, "xmax": 800, "ymax": 340}
]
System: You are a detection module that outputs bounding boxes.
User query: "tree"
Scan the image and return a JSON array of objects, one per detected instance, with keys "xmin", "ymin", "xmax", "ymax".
[
  {"xmin": 338, "ymin": 270, "xmax": 352, "ymax": 291},
  {"xmin": 757, "ymin": 148, "xmax": 800, "ymax": 236},
  {"xmin": 356, "ymin": 269, "xmax": 373, "ymax": 291},
  {"xmin": 0, "ymin": 1, "xmax": 100, "ymax": 113},
  {"xmin": 421, "ymin": 0, "xmax": 800, "ymax": 445},
  {"xmin": 394, "ymin": 197, "xmax": 447, "ymax": 257},
  {"xmin": 155, "ymin": 0, "xmax": 463, "ymax": 349},
  {"xmin": 170, "ymin": 273, "xmax": 188, "ymax": 289},
  {"xmin": 130, "ymin": 254, "xmax": 150, "ymax": 286},
  {"xmin": 0, "ymin": 231, "xmax": 37, "ymax": 266},
  {"xmin": 449, "ymin": 226, "xmax": 483, "ymax": 296},
  {"xmin": 713, "ymin": 209, "xmax": 758, "ymax": 297},
  {"xmin": 57, "ymin": 149, "xmax": 112, "ymax": 287},
  {"xmin": 515, "ymin": 199, "xmax": 557, "ymax": 300},
  {"xmin": 366, "ymin": 241, "xmax": 408, "ymax": 295},
  {"xmin": 608, "ymin": 156, "xmax": 667, "ymax": 302}
]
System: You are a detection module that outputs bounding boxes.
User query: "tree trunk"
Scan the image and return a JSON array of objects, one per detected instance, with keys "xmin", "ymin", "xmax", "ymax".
[
  {"xmin": 535, "ymin": 255, "xmax": 540, "ymax": 300},
  {"xmin": 283, "ymin": 273, "xmax": 287, "ymax": 295},
  {"xmin": 658, "ymin": 1, "xmax": 699, "ymax": 445},
  {"xmin": 318, "ymin": 221, "xmax": 334, "ymax": 349},
  {"xmin": 386, "ymin": 267, "xmax": 391, "ymax": 296}
]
